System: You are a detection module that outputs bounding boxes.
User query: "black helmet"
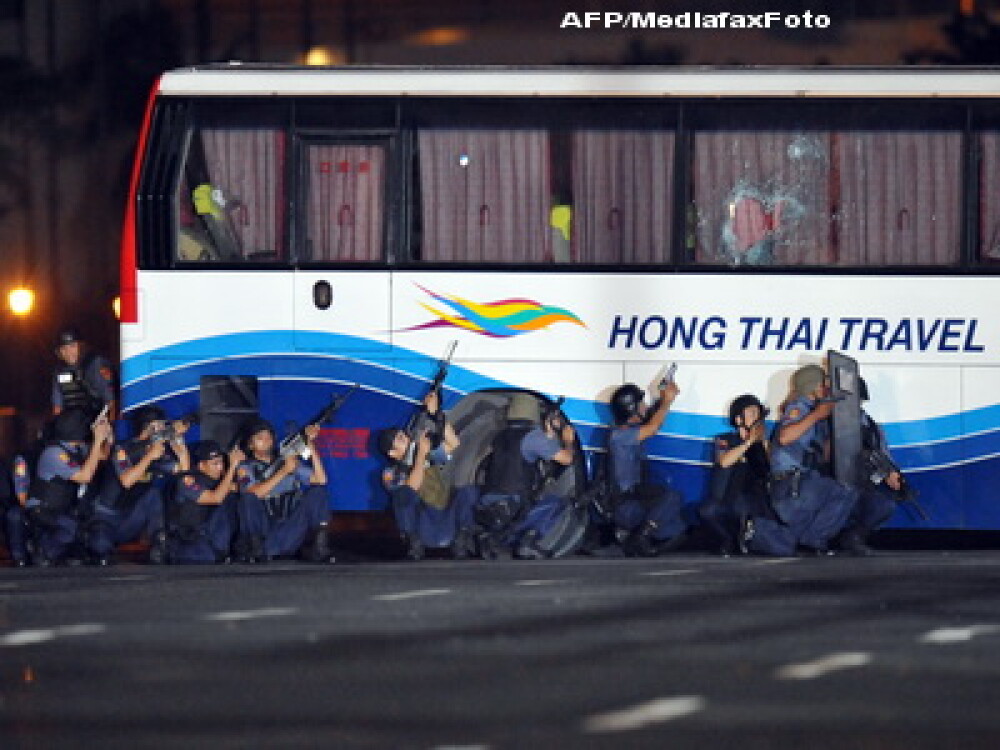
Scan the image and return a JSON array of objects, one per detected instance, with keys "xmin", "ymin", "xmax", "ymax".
[
  {"xmin": 193, "ymin": 440, "xmax": 224, "ymax": 463},
  {"xmin": 52, "ymin": 408, "xmax": 91, "ymax": 442},
  {"xmin": 55, "ymin": 327, "xmax": 82, "ymax": 348},
  {"xmin": 131, "ymin": 405, "xmax": 166, "ymax": 436},
  {"xmin": 728, "ymin": 394, "xmax": 768, "ymax": 428},
  {"xmin": 376, "ymin": 427, "xmax": 403, "ymax": 459},
  {"xmin": 610, "ymin": 384, "xmax": 645, "ymax": 425}
]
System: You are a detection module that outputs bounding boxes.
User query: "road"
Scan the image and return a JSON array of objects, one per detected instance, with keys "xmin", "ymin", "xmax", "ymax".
[{"xmin": 2, "ymin": 551, "xmax": 1000, "ymax": 748}]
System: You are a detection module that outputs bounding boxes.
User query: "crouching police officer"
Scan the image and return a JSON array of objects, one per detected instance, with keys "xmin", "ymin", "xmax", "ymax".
[
  {"xmin": 377, "ymin": 391, "xmax": 479, "ymax": 560},
  {"xmin": 750, "ymin": 364, "xmax": 859, "ymax": 556},
  {"xmin": 23, "ymin": 408, "xmax": 112, "ymax": 565},
  {"xmin": 236, "ymin": 420, "xmax": 334, "ymax": 563},
  {"xmin": 607, "ymin": 380, "xmax": 688, "ymax": 556},
  {"xmin": 2, "ymin": 456, "xmax": 30, "ymax": 567},
  {"xmin": 168, "ymin": 441, "xmax": 245, "ymax": 563},
  {"xmin": 476, "ymin": 394, "xmax": 579, "ymax": 559},
  {"xmin": 86, "ymin": 406, "xmax": 188, "ymax": 565},
  {"xmin": 700, "ymin": 394, "xmax": 777, "ymax": 556}
]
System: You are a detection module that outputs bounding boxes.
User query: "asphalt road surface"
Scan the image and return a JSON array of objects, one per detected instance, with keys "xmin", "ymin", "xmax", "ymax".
[{"xmin": 2, "ymin": 551, "xmax": 1000, "ymax": 749}]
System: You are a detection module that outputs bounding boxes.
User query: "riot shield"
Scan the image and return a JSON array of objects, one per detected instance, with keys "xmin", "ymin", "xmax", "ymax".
[{"xmin": 828, "ymin": 350, "xmax": 863, "ymax": 487}]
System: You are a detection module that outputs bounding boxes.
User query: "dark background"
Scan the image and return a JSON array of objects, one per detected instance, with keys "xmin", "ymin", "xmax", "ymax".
[{"xmin": 1, "ymin": 0, "xmax": 999, "ymax": 452}]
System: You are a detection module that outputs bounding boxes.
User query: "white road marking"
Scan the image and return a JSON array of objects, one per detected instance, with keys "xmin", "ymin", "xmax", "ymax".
[
  {"xmin": 204, "ymin": 607, "xmax": 299, "ymax": 622},
  {"xmin": 582, "ymin": 696, "xmax": 705, "ymax": 733},
  {"xmin": 775, "ymin": 652, "xmax": 872, "ymax": 680},
  {"xmin": 372, "ymin": 589, "xmax": 452, "ymax": 602},
  {"xmin": 515, "ymin": 579, "xmax": 569, "ymax": 586},
  {"xmin": 758, "ymin": 558, "xmax": 798, "ymax": 565},
  {"xmin": 641, "ymin": 569, "xmax": 698, "ymax": 577},
  {"xmin": 1, "ymin": 622, "xmax": 107, "ymax": 647},
  {"xmin": 104, "ymin": 575, "xmax": 151, "ymax": 582},
  {"xmin": 920, "ymin": 624, "xmax": 1000, "ymax": 644}
]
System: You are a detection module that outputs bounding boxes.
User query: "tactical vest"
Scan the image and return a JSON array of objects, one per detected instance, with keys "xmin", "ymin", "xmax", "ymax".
[
  {"xmin": 248, "ymin": 458, "xmax": 300, "ymax": 520},
  {"xmin": 55, "ymin": 353, "xmax": 100, "ymax": 412},
  {"xmin": 171, "ymin": 471, "xmax": 211, "ymax": 541},
  {"xmin": 483, "ymin": 426, "xmax": 536, "ymax": 497},
  {"xmin": 30, "ymin": 443, "xmax": 86, "ymax": 515}
]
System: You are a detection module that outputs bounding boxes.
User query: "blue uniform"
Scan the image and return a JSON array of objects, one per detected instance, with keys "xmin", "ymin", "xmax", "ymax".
[
  {"xmin": 25, "ymin": 443, "xmax": 90, "ymax": 562},
  {"xmin": 748, "ymin": 397, "xmax": 857, "ymax": 555},
  {"xmin": 700, "ymin": 432, "xmax": 775, "ymax": 553},
  {"xmin": 382, "ymin": 446, "xmax": 478, "ymax": 550},
  {"xmin": 86, "ymin": 441, "xmax": 170, "ymax": 558},
  {"xmin": 607, "ymin": 424, "xmax": 686, "ymax": 542},
  {"xmin": 169, "ymin": 471, "xmax": 241, "ymax": 563},
  {"xmin": 237, "ymin": 457, "xmax": 329, "ymax": 558},
  {"xmin": 510, "ymin": 427, "xmax": 576, "ymax": 544}
]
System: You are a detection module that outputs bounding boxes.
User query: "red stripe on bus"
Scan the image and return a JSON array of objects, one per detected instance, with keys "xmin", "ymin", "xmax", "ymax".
[{"xmin": 119, "ymin": 76, "xmax": 161, "ymax": 325}]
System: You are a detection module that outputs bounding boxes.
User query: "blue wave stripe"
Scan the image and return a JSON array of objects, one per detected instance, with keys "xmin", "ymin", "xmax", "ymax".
[{"xmin": 124, "ymin": 331, "xmax": 1000, "ymax": 466}]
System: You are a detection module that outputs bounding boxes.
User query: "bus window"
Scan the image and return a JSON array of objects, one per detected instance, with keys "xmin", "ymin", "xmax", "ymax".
[
  {"xmin": 978, "ymin": 130, "xmax": 1000, "ymax": 263},
  {"xmin": 690, "ymin": 110, "xmax": 961, "ymax": 268},
  {"xmin": 176, "ymin": 106, "xmax": 287, "ymax": 263},
  {"xmin": 300, "ymin": 141, "xmax": 386, "ymax": 262},
  {"xmin": 570, "ymin": 130, "xmax": 674, "ymax": 264},
  {"xmin": 416, "ymin": 128, "xmax": 552, "ymax": 263}
]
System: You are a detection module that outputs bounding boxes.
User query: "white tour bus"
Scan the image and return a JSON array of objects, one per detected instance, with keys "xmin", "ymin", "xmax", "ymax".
[{"xmin": 120, "ymin": 65, "xmax": 1000, "ymax": 528}]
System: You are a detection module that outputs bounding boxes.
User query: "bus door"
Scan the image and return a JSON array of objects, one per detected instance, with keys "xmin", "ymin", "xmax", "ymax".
[
  {"xmin": 293, "ymin": 137, "xmax": 393, "ymax": 355},
  {"xmin": 291, "ymin": 136, "xmax": 394, "ymax": 511}
]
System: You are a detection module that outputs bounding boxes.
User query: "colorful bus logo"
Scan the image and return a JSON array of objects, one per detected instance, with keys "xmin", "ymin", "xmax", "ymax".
[{"xmin": 401, "ymin": 284, "xmax": 586, "ymax": 338}]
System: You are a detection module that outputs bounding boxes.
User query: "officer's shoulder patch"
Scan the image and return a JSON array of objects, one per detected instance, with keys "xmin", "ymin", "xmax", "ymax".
[
  {"xmin": 381, "ymin": 468, "xmax": 395, "ymax": 486},
  {"xmin": 59, "ymin": 451, "xmax": 70, "ymax": 464},
  {"xmin": 99, "ymin": 366, "xmax": 113, "ymax": 382},
  {"xmin": 786, "ymin": 407, "xmax": 802, "ymax": 421},
  {"xmin": 183, "ymin": 475, "xmax": 195, "ymax": 487},
  {"xmin": 116, "ymin": 448, "xmax": 128, "ymax": 461},
  {"xmin": 237, "ymin": 467, "xmax": 249, "ymax": 480}
]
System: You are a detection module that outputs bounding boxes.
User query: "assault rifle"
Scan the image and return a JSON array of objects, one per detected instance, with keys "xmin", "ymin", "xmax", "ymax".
[
  {"xmin": 402, "ymin": 341, "xmax": 458, "ymax": 467},
  {"xmin": 262, "ymin": 384, "xmax": 358, "ymax": 479},
  {"xmin": 136, "ymin": 411, "xmax": 199, "ymax": 451},
  {"xmin": 863, "ymin": 447, "xmax": 929, "ymax": 521}
]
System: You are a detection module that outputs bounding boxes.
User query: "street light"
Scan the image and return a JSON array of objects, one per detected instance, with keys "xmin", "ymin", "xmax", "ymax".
[{"xmin": 8, "ymin": 287, "xmax": 34, "ymax": 317}]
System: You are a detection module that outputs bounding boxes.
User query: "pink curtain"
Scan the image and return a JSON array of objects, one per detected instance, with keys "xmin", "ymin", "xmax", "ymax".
[
  {"xmin": 418, "ymin": 129, "xmax": 552, "ymax": 263},
  {"xmin": 305, "ymin": 144, "xmax": 384, "ymax": 262},
  {"xmin": 979, "ymin": 132, "xmax": 1000, "ymax": 261},
  {"xmin": 572, "ymin": 131, "xmax": 675, "ymax": 264},
  {"xmin": 199, "ymin": 127, "xmax": 287, "ymax": 259}
]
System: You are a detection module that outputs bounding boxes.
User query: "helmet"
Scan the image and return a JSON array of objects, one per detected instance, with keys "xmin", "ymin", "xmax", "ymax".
[
  {"xmin": 52, "ymin": 408, "xmax": 91, "ymax": 442},
  {"xmin": 193, "ymin": 440, "xmax": 224, "ymax": 463},
  {"xmin": 728, "ymin": 394, "xmax": 768, "ymax": 428},
  {"xmin": 791, "ymin": 365, "xmax": 826, "ymax": 398},
  {"xmin": 376, "ymin": 427, "xmax": 403, "ymax": 459},
  {"xmin": 506, "ymin": 392, "xmax": 540, "ymax": 424},
  {"xmin": 55, "ymin": 327, "xmax": 82, "ymax": 349},
  {"xmin": 610, "ymin": 384, "xmax": 645, "ymax": 425},
  {"xmin": 131, "ymin": 405, "xmax": 166, "ymax": 436}
]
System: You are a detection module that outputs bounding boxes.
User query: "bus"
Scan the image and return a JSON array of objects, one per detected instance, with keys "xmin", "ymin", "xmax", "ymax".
[{"xmin": 120, "ymin": 65, "xmax": 1000, "ymax": 529}]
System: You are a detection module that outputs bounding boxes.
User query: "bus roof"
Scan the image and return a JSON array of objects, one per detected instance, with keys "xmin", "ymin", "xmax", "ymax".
[{"xmin": 157, "ymin": 65, "xmax": 1000, "ymax": 98}]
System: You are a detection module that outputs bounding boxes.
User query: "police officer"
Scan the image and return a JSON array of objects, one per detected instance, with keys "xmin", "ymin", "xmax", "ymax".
[
  {"xmin": 700, "ymin": 394, "xmax": 777, "ymax": 556},
  {"xmin": 754, "ymin": 364, "xmax": 859, "ymax": 556},
  {"xmin": 236, "ymin": 419, "xmax": 334, "ymax": 563},
  {"xmin": 168, "ymin": 441, "xmax": 245, "ymax": 564},
  {"xmin": 3, "ymin": 455, "xmax": 34, "ymax": 567},
  {"xmin": 476, "ymin": 394, "xmax": 579, "ymax": 559},
  {"xmin": 848, "ymin": 378, "xmax": 900, "ymax": 554},
  {"xmin": 51, "ymin": 328, "xmax": 116, "ymax": 419},
  {"xmin": 377, "ymin": 391, "xmax": 479, "ymax": 560},
  {"xmin": 607, "ymin": 380, "xmax": 688, "ymax": 556},
  {"xmin": 86, "ymin": 406, "xmax": 188, "ymax": 565},
  {"xmin": 24, "ymin": 408, "xmax": 113, "ymax": 565}
]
